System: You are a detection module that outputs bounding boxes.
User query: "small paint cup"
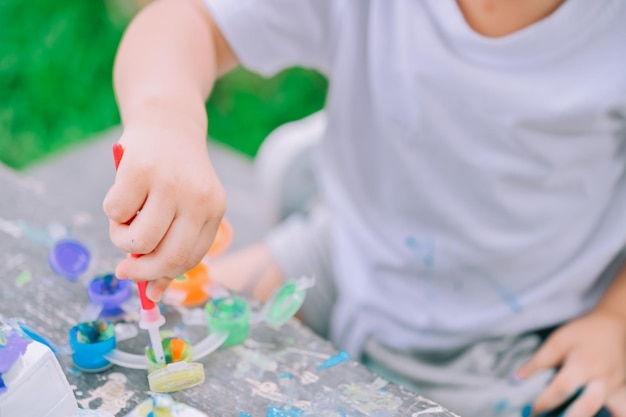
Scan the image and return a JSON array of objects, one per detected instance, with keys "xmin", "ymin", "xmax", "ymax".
[
  {"xmin": 205, "ymin": 296, "xmax": 250, "ymax": 347},
  {"xmin": 207, "ymin": 219, "xmax": 233, "ymax": 258},
  {"xmin": 49, "ymin": 238, "xmax": 91, "ymax": 282},
  {"xmin": 145, "ymin": 338, "xmax": 205, "ymax": 393},
  {"xmin": 69, "ymin": 321, "xmax": 116, "ymax": 372},
  {"xmin": 166, "ymin": 263, "xmax": 211, "ymax": 307},
  {"xmin": 147, "ymin": 362, "xmax": 205, "ymax": 393},
  {"xmin": 263, "ymin": 281, "xmax": 306, "ymax": 327},
  {"xmin": 87, "ymin": 274, "xmax": 131, "ymax": 319}
]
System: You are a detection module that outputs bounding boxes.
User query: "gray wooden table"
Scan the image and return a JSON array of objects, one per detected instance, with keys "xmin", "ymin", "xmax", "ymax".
[{"xmin": 0, "ymin": 167, "xmax": 457, "ymax": 417}]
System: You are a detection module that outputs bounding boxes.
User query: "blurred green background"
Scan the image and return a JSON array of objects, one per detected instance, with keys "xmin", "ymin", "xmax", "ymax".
[{"xmin": 0, "ymin": 0, "xmax": 328, "ymax": 170}]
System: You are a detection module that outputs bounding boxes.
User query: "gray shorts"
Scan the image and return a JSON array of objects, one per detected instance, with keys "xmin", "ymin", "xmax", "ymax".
[{"xmin": 264, "ymin": 208, "xmax": 623, "ymax": 417}]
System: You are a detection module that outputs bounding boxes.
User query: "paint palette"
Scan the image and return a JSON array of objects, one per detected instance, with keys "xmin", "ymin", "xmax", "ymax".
[{"xmin": 64, "ymin": 272, "xmax": 314, "ymax": 393}]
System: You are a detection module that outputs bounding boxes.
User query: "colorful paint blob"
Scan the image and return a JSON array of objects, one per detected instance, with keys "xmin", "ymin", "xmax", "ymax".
[
  {"xmin": 99, "ymin": 274, "xmax": 119, "ymax": 295},
  {"xmin": 75, "ymin": 321, "xmax": 115, "ymax": 344},
  {"xmin": 145, "ymin": 337, "xmax": 192, "ymax": 372},
  {"xmin": 69, "ymin": 321, "xmax": 116, "ymax": 372},
  {"xmin": 0, "ymin": 328, "xmax": 31, "ymax": 394}
]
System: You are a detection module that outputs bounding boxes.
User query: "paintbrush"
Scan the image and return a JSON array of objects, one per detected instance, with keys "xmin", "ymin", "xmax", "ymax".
[{"xmin": 112, "ymin": 143, "xmax": 166, "ymax": 366}]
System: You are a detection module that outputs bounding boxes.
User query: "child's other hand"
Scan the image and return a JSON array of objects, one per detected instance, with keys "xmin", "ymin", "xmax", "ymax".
[
  {"xmin": 517, "ymin": 310, "xmax": 626, "ymax": 417},
  {"xmin": 103, "ymin": 120, "xmax": 226, "ymax": 293}
]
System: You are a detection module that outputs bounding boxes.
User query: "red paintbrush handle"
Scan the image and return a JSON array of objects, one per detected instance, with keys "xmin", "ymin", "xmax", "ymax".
[{"xmin": 112, "ymin": 144, "xmax": 156, "ymax": 310}]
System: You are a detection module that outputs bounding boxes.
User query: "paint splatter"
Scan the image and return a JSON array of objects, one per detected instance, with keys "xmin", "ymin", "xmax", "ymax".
[
  {"xmin": 245, "ymin": 378, "xmax": 310, "ymax": 410},
  {"xmin": 125, "ymin": 394, "xmax": 209, "ymax": 417},
  {"xmin": 15, "ymin": 220, "xmax": 54, "ymax": 247},
  {"xmin": 317, "ymin": 351, "xmax": 350, "ymax": 370},
  {"xmin": 266, "ymin": 405, "xmax": 304, "ymax": 417},
  {"xmin": 14, "ymin": 269, "xmax": 32, "ymax": 288},
  {"xmin": 405, "ymin": 236, "xmax": 436, "ymax": 269},
  {"xmin": 407, "ymin": 235, "xmax": 523, "ymax": 313},
  {"xmin": 305, "ymin": 379, "xmax": 401, "ymax": 417},
  {"xmin": 76, "ymin": 372, "xmax": 133, "ymax": 415},
  {"xmin": 234, "ymin": 345, "xmax": 279, "ymax": 380},
  {"xmin": 494, "ymin": 399, "xmax": 509, "ymax": 414},
  {"xmin": 240, "ymin": 413, "xmax": 253, "ymax": 417},
  {"xmin": 412, "ymin": 406, "xmax": 445, "ymax": 416},
  {"xmin": 0, "ymin": 329, "xmax": 31, "ymax": 394},
  {"xmin": 0, "ymin": 218, "xmax": 22, "ymax": 239},
  {"xmin": 14, "ymin": 323, "xmax": 57, "ymax": 353}
]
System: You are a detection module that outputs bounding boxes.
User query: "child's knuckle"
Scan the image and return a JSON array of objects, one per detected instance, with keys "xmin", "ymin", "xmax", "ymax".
[
  {"xmin": 132, "ymin": 237, "xmax": 153, "ymax": 254},
  {"xmin": 164, "ymin": 252, "xmax": 188, "ymax": 270}
]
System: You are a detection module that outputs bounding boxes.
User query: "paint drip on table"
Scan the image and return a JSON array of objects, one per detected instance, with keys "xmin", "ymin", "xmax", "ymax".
[
  {"xmin": 0, "ymin": 327, "xmax": 31, "ymax": 393},
  {"xmin": 125, "ymin": 394, "xmax": 208, "ymax": 417}
]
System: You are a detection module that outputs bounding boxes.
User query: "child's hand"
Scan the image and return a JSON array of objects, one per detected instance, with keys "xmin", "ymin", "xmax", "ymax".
[
  {"xmin": 518, "ymin": 310, "xmax": 626, "ymax": 417},
  {"xmin": 103, "ymin": 119, "xmax": 226, "ymax": 300}
]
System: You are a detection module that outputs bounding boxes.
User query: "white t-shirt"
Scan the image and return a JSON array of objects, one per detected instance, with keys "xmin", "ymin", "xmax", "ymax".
[{"xmin": 204, "ymin": 0, "xmax": 626, "ymax": 354}]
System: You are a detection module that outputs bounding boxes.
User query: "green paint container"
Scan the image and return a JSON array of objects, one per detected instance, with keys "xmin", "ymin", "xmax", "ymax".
[{"xmin": 205, "ymin": 296, "xmax": 250, "ymax": 347}]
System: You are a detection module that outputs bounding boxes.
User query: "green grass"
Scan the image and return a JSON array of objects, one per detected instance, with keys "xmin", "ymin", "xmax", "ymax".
[
  {"xmin": 0, "ymin": 0, "xmax": 327, "ymax": 170},
  {"xmin": 208, "ymin": 68, "xmax": 327, "ymax": 158}
]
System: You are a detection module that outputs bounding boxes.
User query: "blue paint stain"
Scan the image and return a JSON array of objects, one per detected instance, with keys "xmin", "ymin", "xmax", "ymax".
[
  {"xmin": 240, "ymin": 412, "xmax": 253, "ymax": 417},
  {"xmin": 277, "ymin": 372, "xmax": 293, "ymax": 379},
  {"xmin": 405, "ymin": 236, "xmax": 418, "ymax": 248},
  {"xmin": 266, "ymin": 406, "xmax": 303, "ymax": 417},
  {"xmin": 521, "ymin": 404, "xmax": 532, "ymax": 417},
  {"xmin": 335, "ymin": 408, "xmax": 347, "ymax": 417},
  {"xmin": 406, "ymin": 235, "xmax": 524, "ymax": 313},
  {"xmin": 494, "ymin": 399, "xmax": 508, "ymax": 413},
  {"xmin": 317, "ymin": 350, "xmax": 350, "ymax": 370},
  {"xmin": 481, "ymin": 273, "xmax": 523, "ymax": 313},
  {"xmin": 405, "ymin": 236, "xmax": 436, "ymax": 269},
  {"xmin": 17, "ymin": 324, "xmax": 56, "ymax": 353}
]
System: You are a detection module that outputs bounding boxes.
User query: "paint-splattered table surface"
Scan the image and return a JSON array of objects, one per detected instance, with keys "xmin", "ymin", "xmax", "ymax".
[{"xmin": 0, "ymin": 167, "xmax": 458, "ymax": 417}]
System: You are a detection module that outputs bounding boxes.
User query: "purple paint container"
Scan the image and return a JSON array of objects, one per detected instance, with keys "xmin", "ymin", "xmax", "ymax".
[{"xmin": 87, "ymin": 274, "xmax": 131, "ymax": 319}]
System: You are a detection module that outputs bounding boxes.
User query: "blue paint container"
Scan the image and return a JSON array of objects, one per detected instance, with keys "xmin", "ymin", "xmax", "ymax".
[{"xmin": 68, "ymin": 321, "xmax": 116, "ymax": 372}]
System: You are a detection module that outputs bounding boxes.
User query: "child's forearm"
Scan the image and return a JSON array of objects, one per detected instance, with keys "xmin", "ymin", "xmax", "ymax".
[
  {"xmin": 594, "ymin": 258, "xmax": 626, "ymax": 321},
  {"xmin": 114, "ymin": 0, "xmax": 236, "ymax": 132}
]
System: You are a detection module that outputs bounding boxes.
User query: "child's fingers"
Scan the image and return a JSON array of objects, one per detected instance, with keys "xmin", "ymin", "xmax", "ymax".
[
  {"xmin": 103, "ymin": 176, "xmax": 148, "ymax": 224},
  {"xmin": 146, "ymin": 278, "xmax": 172, "ymax": 302},
  {"xmin": 518, "ymin": 334, "xmax": 569, "ymax": 379},
  {"xmin": 533, "ymin": 365, "xmax": 585, "ymax": 415},
  {"xmin": 108, "ymin": 191, "xmax": 176, "ymax": 254},
  {"xmin": 563, "ymin": 381, "xmax": 605, "ymax": 417},
  {"xmin": 606, "ymin": 386, "xmax": 626, "ymax": 417},
  {"xmin": 116, "ymin": 215, "xmax": 216, "ymax": 281}
]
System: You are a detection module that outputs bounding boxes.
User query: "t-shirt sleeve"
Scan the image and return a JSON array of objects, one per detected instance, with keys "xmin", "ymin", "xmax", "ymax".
[{"xmin": 203, "ymin": 0, "xmax": 341, "ymax": 76}]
